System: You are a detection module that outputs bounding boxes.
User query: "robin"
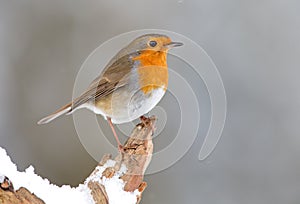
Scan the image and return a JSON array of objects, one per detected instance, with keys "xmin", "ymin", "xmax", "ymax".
[{"xmin": 38, "ymin": 34, "xmax": 183, "ymax": 151}]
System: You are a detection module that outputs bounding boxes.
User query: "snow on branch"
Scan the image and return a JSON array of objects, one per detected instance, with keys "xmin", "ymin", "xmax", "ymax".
[{"xmin": 0, "ymin": 117, "xmax": 156, "ymax": 204}]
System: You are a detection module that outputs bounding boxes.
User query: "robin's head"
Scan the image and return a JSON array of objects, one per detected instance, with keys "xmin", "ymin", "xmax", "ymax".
[{"xmin": 125, "ymin": 34, "xmax": 183, "ymax": 54}]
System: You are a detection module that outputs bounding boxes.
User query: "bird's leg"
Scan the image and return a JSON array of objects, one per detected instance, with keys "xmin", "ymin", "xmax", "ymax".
[
  {"xmin": 140, "ymin": 115, "xmax": 155, "ymax": 135},
  {"xmin": 140, "ymin": 115, "xmax": 149, "ymax": 124},
  {"xmin": 107, "ymin": 117, "xmax": 123, "ymax": 152}
]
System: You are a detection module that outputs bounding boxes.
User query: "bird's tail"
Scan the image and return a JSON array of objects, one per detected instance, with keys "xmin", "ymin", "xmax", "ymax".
[{"xmin": 37, "ymin": 102, "xmax": 72, "ymax": 125}]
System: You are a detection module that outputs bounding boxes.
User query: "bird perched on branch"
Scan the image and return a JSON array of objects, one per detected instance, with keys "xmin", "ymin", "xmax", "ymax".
[{"xmin": 38, "ymin": 34, "xmax": 183, "ymax": 151}]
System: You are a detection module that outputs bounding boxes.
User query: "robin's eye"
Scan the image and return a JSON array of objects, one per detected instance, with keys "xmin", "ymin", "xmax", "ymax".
[{"xmin": 149, "ymin": 41, "xmax": 157, "ymax": 47}]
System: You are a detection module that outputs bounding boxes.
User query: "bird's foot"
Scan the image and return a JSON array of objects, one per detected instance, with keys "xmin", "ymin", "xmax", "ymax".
[
  {"xmin": 140, "ymin": 115, "xmax": 155, "ymax": 135},
  {"xmin": 118, "ymin": 144, "xmax": 125, "ymax": 153},
  {"xmin": 140, "ymin": 115, "xmax": 150, "ymax": 125}
]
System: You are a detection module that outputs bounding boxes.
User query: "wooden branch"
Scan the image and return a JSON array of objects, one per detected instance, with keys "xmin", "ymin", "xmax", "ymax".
[
  {"xmin": 0, "ymin": 177, "xmax": 45, "ymax": 204},
  {"xmin": 0, "ymin": 117, "xmax": 156, "ymax": 204}
]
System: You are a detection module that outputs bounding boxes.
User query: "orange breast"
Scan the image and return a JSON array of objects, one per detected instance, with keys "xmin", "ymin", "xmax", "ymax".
[{"xmin": 133, "ymin": 50, "xmax": 168, "ymax": 94}]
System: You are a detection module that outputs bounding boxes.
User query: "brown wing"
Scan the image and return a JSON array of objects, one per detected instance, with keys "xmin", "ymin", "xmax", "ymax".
[{"xmin": 71, "ymin": 54, "xmax": 134, "ymax": 109}]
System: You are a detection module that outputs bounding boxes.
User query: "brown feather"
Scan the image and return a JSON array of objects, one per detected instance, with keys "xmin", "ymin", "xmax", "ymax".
[
  {"xmin": 71, "ymin": 54, "xmax": 133, "ymax": 109},
  {"xmin": 37, "ymin": 102, "xmax": 72, "ymax": 124},
  {"xmin": 38, "ymin": 54, "xmax": 134, "ymax": 124}
]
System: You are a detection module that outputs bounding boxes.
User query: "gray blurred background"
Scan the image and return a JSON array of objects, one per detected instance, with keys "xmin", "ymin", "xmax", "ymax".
[{"xmin": 1, "ymin": 0, "xmax": 300, "ymax": 203}]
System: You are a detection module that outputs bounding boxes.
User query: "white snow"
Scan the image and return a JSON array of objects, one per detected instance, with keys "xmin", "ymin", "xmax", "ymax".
[
  {"xmin": 0, "ymin": 146, "xmax": 141, "ymax": 204},
  {"xmin": 87, "ymin": 163, "xmax": 140, "ymax": 204},
  {"xmin": 0, "ymin": 174, "xmax": 5, "ymax": 183}
]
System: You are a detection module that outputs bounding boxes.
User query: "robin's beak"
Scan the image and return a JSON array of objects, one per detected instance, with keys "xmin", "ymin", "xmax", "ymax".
[{"xmin": 164, "ymin": 41, "xmax": 183, "ymax": 49}]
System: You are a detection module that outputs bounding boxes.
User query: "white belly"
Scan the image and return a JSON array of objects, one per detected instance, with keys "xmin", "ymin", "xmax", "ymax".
[
  {"xmin": 81, "ymin": 87, "xmax": 166, "ymax": 124},
  {"xmin": 111, "ymin": 87, "xmax": 166, "ymax": 124}
]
